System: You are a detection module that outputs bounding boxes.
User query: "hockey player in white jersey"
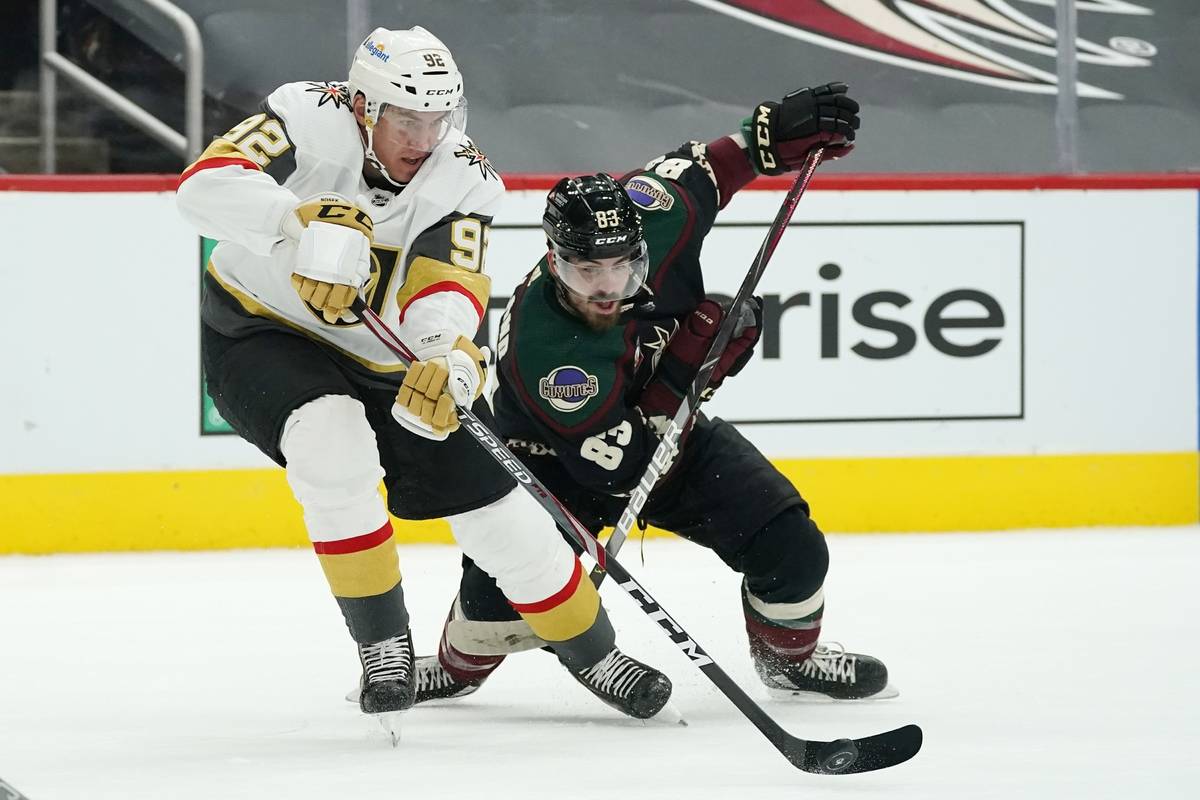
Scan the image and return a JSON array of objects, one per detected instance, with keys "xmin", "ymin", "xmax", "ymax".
[{"xmin": 176, "ymin": 26, "xmax": 672, "ymax": 736}]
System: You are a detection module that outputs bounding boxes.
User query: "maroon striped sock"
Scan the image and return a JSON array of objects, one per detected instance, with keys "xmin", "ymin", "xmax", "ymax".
[{"xmin": 437, "ymin": 625, "xmax": 505, "ymax": 684}]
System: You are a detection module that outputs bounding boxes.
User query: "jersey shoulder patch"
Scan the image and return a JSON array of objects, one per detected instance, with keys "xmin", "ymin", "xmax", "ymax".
[
  {"xmin": 267, "ymin": 80, "xmax": 353, "ymax": 119},
  {"xmin": 450, "ymin": 136, "xmax": 500, "ymax": 183},
  {"xmin": 620, "ymin": 169, "xmax": 696, "ymax": 287},
  {"xmin": 297, "ymin": 80, "xmax": 354, "ymax": 111},
  {"xmin": 409, "ymin": 133, "xmax": 505, "ymax": 220},
  {"xmin": 264, "ymin": 81, "xmax": 361, "ymax": 168},
  {"xmin": 624, "ymin": 174, "xmax": 678, "ymax": 213}
]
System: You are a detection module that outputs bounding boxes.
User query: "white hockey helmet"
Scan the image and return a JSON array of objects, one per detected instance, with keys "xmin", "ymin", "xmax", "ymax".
[
  {"xmin": 349, "ymin": 26, "xmax": 466, "ymax": 121},
  {"xmin": 348, "ymin": 26, "xmax": 468, "ymax": 185}
]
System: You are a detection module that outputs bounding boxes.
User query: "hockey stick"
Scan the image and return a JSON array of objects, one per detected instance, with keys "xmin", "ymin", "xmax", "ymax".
[
  {"xmin": 350, "ymin": 296, "xmax": 922, "ymax": 774},
  {"xmin": 590, "ymin": 148, "xmax": 824, "ymax": 587}
]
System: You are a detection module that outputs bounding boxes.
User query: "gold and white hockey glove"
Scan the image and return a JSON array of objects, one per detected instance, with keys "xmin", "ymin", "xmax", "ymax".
[
  {"xmin": 285, "ymin": 193, "xmax": 375, "ymax": 324},
  {"xmin": 391, "ymin": 336, "xmax": 488, "ymax": 441}
]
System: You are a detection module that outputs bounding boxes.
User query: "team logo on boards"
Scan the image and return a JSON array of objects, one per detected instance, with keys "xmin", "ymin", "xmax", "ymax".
[
  {"xmin": 705, "ymin": 0, "xmax": 1156, "ymax": 99},
  {"xmin": 625, "ymin": 176, "xmax": 675, "ymax": 212},
  {"xmin": 539, "ymin": 366, "xmax": 600, "ymax": 412},
  {"xmin": 455, "ymin": 141, "xmax": 499, "ymax": 181}
]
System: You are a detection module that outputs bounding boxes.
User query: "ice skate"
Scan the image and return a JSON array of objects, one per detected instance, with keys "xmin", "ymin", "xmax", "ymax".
[
  {"xmin": 412, "ymin": 654, "xmax": 488, "ymax": 704},
  {"xmin": 752, "ymin": 641, "xmax": 897, "ymax": 701},
  {"xmin": 566, "ymin": 647, "xmax": 676, "ymax": 721},
  {"xmin": 357, "ymin": 630, "xmax": 416, "ymax": 745}
]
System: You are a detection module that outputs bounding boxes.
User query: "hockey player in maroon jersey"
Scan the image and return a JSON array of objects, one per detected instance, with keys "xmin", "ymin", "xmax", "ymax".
[
  {"xmin": 413, "ymin": 83, "xmax": 897, "ymax": 706},
  {"xmin": 176, "ymin": 26, "xmax": 672, "ymax": 737}
]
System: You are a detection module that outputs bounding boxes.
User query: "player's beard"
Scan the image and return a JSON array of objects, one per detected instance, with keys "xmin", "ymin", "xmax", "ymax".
[{"xmin": 571, "ymin": 296, "xmax": 622, "ymax": 331}]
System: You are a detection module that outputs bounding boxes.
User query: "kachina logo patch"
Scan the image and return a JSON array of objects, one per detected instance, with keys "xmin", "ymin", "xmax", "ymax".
[
  {"xmin": 701, "ymin": 0, "xmax": 1155, "ymax": 100},
  {"xmin": 539, "ymin": 366, "xmax": 600, "ymax": 412},
  {"xmin": 625, "ymin": 176, "xmax": 674, "ymax": 212}
]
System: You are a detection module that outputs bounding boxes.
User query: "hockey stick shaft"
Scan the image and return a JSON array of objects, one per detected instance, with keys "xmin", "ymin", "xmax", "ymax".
[
  {"xmin": 352, "ymin": 296, "xmax": 920, "ymax": 773},
  {"xmin": 350, "ymin": 298, "xmax": 605, "ymax": 566},
  {"xmin": 590, "ymin": 148, "xmax": 824, "ymax": 586}
]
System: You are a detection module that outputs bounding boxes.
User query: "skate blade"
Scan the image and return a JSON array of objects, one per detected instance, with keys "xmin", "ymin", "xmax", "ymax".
[
  {"xmin": 373, "ymin": 710, "xmax": 405, "ymax": 747},
  {"xmin": 345, "ymin": 686, "xmax": 361, "ymax": 704},
  {"xmin": 648, "ymin": 699, "xmax": 688, "ymax": 727},
  {"xmin": 766, "ymin": 682, "xmax": 900, "ymax": 702}
]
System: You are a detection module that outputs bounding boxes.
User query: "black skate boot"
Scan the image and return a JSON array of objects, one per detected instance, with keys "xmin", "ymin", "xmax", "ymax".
[
  {"xmin": 357, "ymin": 629, "xmax": 416, "ymax": 714},
  {"xmin": 743, "ymin": 581, "xmax": 892, "ymax": 700},
  {"xmin": 566, "ymin": 647, "xmax": 673, "ymax": 719},
  {"xmin": 752, "ymin": 641, "xmax": 892, "ymax": 700},
  {"xmin": 412, "ymin": 655, "xmax": 488, "ymax": 703},
  {"xmin": 413, "ymin": 616, "xmax": 506, "ymax": 705}
]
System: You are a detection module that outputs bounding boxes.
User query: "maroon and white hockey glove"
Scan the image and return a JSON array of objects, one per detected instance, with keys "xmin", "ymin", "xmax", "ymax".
[
  {"xmin": 744, "ymin": 82, "xmax": 860, "ymax": 175},
  {"xmin": 637, "ymin": 297, "xmax": 763, "ymax": 423}
]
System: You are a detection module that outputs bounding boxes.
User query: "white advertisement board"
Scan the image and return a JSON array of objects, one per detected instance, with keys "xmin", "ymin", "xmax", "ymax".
[
  {"xmin": 0, "ymin": 187, "xmax": 1195, "ymax": 473},
  {"xmin": 708, "ymin": 221, "xmax": 1023, "ymax": 423}
]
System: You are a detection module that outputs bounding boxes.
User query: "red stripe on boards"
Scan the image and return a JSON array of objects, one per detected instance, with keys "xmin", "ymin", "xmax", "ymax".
[
  {"xmin": 311, "ymin": 521, "xmax": 394, "ymax": 555},
  {"xmin": 2, "ymin": 173, "xmax": 1199, "ymax": 193},
  {"xmin": 509, "ymin": 558, "xmax": 583, "ymax": 614},
  {"xmin": 502, "ymin": 172, "xmax": 1200, "ymax": 192}
]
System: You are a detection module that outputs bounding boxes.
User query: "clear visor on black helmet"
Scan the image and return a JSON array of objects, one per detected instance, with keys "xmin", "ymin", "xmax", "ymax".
[
  {"xmin": 373, "ymin": 98, "xmax": 468, "ymax": 154},
  {"xmin": 550, "ymin": 240, "xmax": 649, "ymax": 302}
]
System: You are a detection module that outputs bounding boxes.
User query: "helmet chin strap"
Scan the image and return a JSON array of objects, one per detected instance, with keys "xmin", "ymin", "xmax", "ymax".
[{"xmin": 361, "ymin": 122, "xmax": 409, "ymax": 190}]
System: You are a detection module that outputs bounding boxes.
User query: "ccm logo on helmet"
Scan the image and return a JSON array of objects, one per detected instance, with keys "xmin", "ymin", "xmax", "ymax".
[
  {"xmin": 427, "ymin": 89, "xmax": 455, "ymax": 95},
  {"xmin": 594, "ymin": 234, "xmax": 629, "ymax": 245}
]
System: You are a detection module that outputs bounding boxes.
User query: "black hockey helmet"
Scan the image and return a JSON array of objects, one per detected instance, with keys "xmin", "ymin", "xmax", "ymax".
[{"xmin": 542, "ymin": 174, "xmax": 649, "ymax": 301}]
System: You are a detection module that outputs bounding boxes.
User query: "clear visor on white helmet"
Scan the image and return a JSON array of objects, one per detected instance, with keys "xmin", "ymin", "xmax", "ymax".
[
  {"xmin": 550, "ymin": 240, "xmax": 650, "ymax": 302},
  {"xmin": 371, "ymin": 98, "xmax": 468, "ymax": 155}
]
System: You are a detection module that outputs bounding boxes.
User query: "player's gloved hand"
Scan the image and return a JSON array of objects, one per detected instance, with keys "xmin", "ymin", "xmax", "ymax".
[
  {"xmin": 637, "ymin": 296, "xmax": 764, "ymax": 421},
  {"xmin": 391, "ymin": 335, "xmax": 488, "ymax": 441},
  {"xmin": 710, "ymin": 295, "xmax": 764, "ymax": 389},
  {"xmin": 285, "ymin": 193, "xmax": 375, "ymax": 324},
  {"xmin": 743, "ymin": 82, "xmax": 860, "ymax": 175}
]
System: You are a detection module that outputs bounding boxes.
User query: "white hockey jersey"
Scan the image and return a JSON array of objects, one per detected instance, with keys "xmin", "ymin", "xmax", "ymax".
[{"xmin": 176, "ymin": 80, "xmax": 504, "ymax": 376}]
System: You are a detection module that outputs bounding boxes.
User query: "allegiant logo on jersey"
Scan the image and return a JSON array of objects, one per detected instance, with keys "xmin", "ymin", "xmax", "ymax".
[
  {"xmin": 625, "ymin": 176, "xmax": 674, "ymax": 212},
  {"xmin": 364, "ymin": 41, "xmax": 389, "ymax": 63},
  {"xmin": 538, "ymin": 366, "xmax": 600, "ymax": 412}
]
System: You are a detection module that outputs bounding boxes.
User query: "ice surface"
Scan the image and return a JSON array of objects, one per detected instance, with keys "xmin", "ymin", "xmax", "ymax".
[{"xmin": 1, "ymin": 528, "xmax": 1198, "ymax": 799}]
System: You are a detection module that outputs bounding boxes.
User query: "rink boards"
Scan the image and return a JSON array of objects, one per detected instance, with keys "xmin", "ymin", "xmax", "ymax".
[{"xmin": 1, "ymin": 175, "xmax": 1197, "ymax": 553}]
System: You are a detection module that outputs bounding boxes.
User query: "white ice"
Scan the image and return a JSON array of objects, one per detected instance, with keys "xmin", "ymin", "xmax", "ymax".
[{"xmin": 1, "ymin": 528, "xmax": 1198, "ymax": 799}]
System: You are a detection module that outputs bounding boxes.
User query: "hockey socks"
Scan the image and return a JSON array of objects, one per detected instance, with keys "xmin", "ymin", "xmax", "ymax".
[{"xmin": 743, "ymin": 583, "xmax": 891, "ymax": 700}]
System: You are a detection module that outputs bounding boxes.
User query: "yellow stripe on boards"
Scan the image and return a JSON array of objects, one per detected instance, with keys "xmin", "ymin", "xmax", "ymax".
[
  {"xmin": 0, "ymin": 469, "xmax": 452, "ymax": 555},
  {"xmin": 1, "ymin": 452, "xmax": 1195, "ymax": 555},
  {"xmin": 771, "ymin": 451, "xmax": 1199, "ymax": 532}
]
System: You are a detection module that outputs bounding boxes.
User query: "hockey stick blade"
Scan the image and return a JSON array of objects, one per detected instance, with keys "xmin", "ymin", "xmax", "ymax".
[
  {"xmin": 351, "ymin": 299, "xmax": 922, "ymax": 774},
  {"xmin": 790, "ymin": 724, "xmax": 923, "ymax": 774},
  {"xmin": 612, "ymin": 561, "xmax": 922, "ymax": 774},
  {"xmin": 589, "ymin": 147, "xmax": 824, "ymax": 588}
]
